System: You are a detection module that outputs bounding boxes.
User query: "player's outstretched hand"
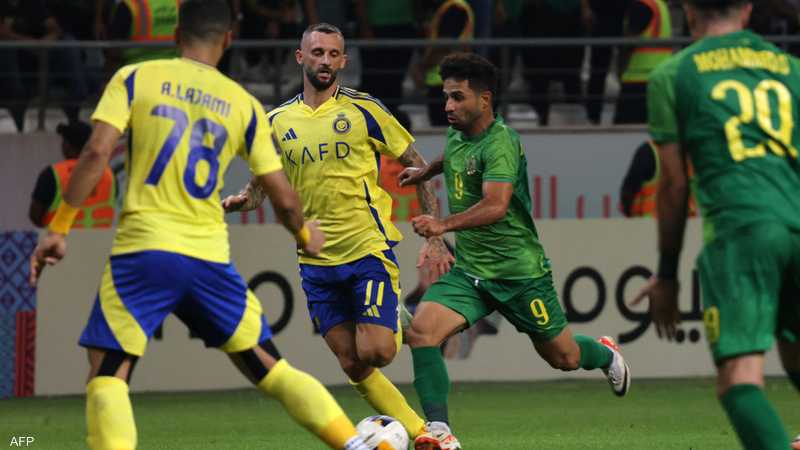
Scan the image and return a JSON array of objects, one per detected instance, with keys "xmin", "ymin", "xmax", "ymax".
[
  {"xmin": 222, "ymin": 192, "xmax": 249, "ymax": 212},
  {"xmin": 222, "ymin": 181, "xmax": 264, "ymax": 213},
  {"xmin": 417, "ymin": 237, "xmax": 454, "ymax": 280},
  {"xmin": 29, "ymin": 232, "xmax": 67, "ymax": 287},
  {"xmin": 630, "ymin": 276, "xmax": 681, "ymax": 341},
  {"xmin": 412, "ymin": 215, "xmax": 446, "ymax": 238},
  {"xmin": 301, "ymin": 220, "xmax": 325, "ymax": 256},
  {"xmin": 398, "ymin": 167, "xmax": 428, "ymax": 187}
]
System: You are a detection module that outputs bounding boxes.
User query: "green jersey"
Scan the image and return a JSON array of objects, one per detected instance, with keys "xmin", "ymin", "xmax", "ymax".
[
  {"xmin": 648, "ymin": 30, "xmax": 800, "ymax": 242},
  {"xmin": 443, "ymin": 116, "xmax": 548, "ymax": 280}
]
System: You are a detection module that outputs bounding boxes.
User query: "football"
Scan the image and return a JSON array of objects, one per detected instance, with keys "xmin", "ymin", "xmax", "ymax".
[{"xmin": 355, "ymin": 415, "xmax": 410, "ymax": 450}]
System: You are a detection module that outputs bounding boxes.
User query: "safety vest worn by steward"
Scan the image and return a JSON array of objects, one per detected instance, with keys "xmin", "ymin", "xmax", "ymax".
[
  {"xmin": 621, "ymin": 0, "xmax": 672, "ymax": 83},
  {"xmin": 43, "ymin": 159, "xmax": 116, "ymax": 229},
  {"xmin": 121, "ymin": 0, "xmax": 180, "ymax": 64},
  {"xmin": 424, "ymin": 0, "xmax": 475, "ymax": 87},
  {"xmin": 630, "ymin": 141, "xmax": 697, "ymax": 217}
]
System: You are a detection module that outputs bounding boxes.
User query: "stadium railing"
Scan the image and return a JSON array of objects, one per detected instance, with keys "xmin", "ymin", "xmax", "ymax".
[{"xmin": 3, "ymin": 36, "xmax": 800, "ymax": 131}]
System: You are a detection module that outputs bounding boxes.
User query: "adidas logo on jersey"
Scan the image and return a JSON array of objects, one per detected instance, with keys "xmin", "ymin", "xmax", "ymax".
[{"xmin": 282, "ymin": 128, "xmax": 298, "ymax": 141}]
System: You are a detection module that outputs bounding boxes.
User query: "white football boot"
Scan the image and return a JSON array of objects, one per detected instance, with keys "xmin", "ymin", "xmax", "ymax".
[
  {"xmin": 414, "ymin": 421, "xmax": 462, "ymax": 450},
  {"xmin": 791, "ymin": 434, "xmax": 800, "ymax": 450},
  {"xmin": 598, "ymin": 336, "xmax": 631, "ymax": 397}
]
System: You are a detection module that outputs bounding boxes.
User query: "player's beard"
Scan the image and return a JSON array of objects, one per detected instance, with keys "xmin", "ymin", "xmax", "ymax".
[
  {"xmin": 448, "ymin": 107, "xmax": 480, "ymax": 131},
  {"xmin": 305, "ymin": 64, "xmax": 337, "ymax": 91}
]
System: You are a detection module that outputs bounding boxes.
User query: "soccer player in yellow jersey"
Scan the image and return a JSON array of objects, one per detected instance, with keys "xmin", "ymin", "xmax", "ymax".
[
  {"xmin": 225, "ymin": 22, "xmax": 455, "ymax": 446},
  {"xmin": 28, "ymin": 2, "xmax": 373, "ymax": 450}
]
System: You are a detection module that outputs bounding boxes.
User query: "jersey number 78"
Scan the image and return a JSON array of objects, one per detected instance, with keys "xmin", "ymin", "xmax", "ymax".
[{"xmin": 145, "ymin": 104, "xmax": 229, "ymax": 199}]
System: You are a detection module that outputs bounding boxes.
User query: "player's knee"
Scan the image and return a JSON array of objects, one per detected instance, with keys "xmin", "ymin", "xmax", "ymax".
[
  {"xmin": 337, "ymin": 354, "xmax": 372, "ymax": 380},
  {"xmin": 357, "ymin": 341, "xmax": 396, "ymax": 368},
  {"xmin": 715, "ymin": 356, "xmax": 765, "ymax": 398},
  {"xmin": 90, "ymin": 349, "xmax": 138, "ymax": 381},
  {"xmin": 406, "ymin": 320, "xmax": 438, "ymax": 348}
]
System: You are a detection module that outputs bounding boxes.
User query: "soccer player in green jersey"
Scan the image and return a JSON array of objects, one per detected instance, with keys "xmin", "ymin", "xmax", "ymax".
[
  {"xmin": 634, "ymin": 1, "xmax": 800, "ymax": 449},
  {"xmin": 399, "ymin": 53, "xmax": 631, "ymax": 450}
]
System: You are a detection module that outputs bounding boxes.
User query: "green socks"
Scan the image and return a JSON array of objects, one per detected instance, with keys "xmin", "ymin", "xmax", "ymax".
[
  {"xmin": 411, "ymin": 346, "xmax": 450, "ymax": 424},
  {"xmin": 788, "ymin": 372, "xmax": 800, "ymax": 392},
  {"xmin": 574, "ymin": 335, "xmax": 613, "ymax": 370},
  {"xmin": 720, "ymin": 384, "xmax": 790, "ymax": 450}
]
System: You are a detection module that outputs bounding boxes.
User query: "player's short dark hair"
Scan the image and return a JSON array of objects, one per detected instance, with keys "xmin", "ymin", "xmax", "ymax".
[
  {"xmin": 301, "ymin": 22, "xmax": 345, "ymax": 44},
  {"xmin": 178, "ymin": 0, "xmax": 232, "ymax": 43},
  {"xmin": 439, "ymin": 52, "xmax": 498, "ymax": 97}
]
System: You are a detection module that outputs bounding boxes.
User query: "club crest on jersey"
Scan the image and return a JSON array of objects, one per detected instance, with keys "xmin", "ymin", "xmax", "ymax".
[
  {"xmin": 333, "ymin": 113, "xmax": 351, "ymax": 134},
  {"xmin": 466, "ymin": 156, "xmax": 478, "ymax": 175}
]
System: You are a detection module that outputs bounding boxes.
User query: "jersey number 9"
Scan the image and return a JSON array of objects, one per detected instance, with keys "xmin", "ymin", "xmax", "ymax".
[
  {"xmin": 530, "ymin": 298, "xmax": 549, "ymax": 325},
  {"xmin": 145, "ymin": 104, "xmax": 229, "ymax": 199}
]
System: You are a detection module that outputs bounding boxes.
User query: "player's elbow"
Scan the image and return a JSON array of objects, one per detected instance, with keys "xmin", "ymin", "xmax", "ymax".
[
  {"xmin": 487, "ymin": 203, "xmax": 508, "ymax": 224},
  {"xmin": 273, "ymin": 201, "xmax": 302, "ymax": 225},
  {"xmin": 81, "ymin": 142, "xmax": 110, "ymax": 165},
  {"xmin": 269, "ymin": 189, "xmax": 303, "ymax": 225}
]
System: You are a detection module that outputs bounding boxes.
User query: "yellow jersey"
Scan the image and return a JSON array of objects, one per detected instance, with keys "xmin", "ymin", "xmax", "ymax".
[
  {"xmin": 92, "ymin": 57, "xmax": 282, "ymax": 263},
  {"xmin": 268, "ymin": 86, "xmax": 413, "ymax": 265}
]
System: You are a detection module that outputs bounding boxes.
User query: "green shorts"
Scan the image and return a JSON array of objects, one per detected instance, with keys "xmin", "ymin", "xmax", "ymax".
[
  {"xmin": 421, "ymin": 267, "xmax": 567, "ymax": 341},
  {"xmin": 698, "ymin": 222, "xmax": 800, "ymax": 363}
]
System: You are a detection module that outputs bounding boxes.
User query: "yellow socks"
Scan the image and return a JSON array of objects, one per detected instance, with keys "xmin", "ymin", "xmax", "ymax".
[
  {"xmin": 258, "ymin": 359, "xmax": 359, "ymax": 449},
  {"xmin": 86, "ymin": 376, "xmax": 137, "ymax": 450},
  {"xmin": 351, "ymin": 369, "xmax": 426, "ymax": 438}
]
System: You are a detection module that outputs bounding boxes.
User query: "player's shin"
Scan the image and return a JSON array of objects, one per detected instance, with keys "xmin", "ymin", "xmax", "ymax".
[
  {"xmin": 720, "ymin": 384, "xmax": 790, "ymax": 450},
  {"xmin": 351, "ymin": 369, "xmax": 426, "ymax": 437},
  {"xmin": 575, "ymin": 335, "xmax": 613, "ymax": 370},
  {"xmin": 256, "ymin": 359, "xmax": 362, "ymax": 449},
  {"xmin": 411, "ymin": 346, "xmax": 451, "ymax": 424},
  {"xmin": 86, "ymin": 376, "xmax": 137, "ymax": 450}
]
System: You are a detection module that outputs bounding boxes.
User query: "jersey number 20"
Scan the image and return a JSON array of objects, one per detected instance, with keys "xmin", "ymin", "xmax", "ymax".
[
  {"xmin": 145, "ymin": 104, "xmax": 229, "ymax": 199},
  {"xmin": 711, "ymin": 79, "xmax": 798, "ymax": 162}
]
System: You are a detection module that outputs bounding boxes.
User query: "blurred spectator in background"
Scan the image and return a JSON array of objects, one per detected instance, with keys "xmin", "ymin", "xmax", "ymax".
[
  {"xmin": 412, "ymin": 0, "xmax": 474, "ymax": 127},
  {"xmin": 304, "ymin": 0, "xmax": 350, "ymax": 32},
  {"xmin": 613, "ymin": 0, "xmax": 671, "ymax": 124},
  {"xmin": 49, "ymin": 0, "xmax": 93, "ymax": 40},
  {"xmin": 620, "ymin": 140, "xmax": 660, "ymax": 217},
  {"xmin": 94, "ymin": 0, "xmax": 111, "ymax": 39},
  {"xmin": 217, "ymin": 0, "xmax": 242, "ymax": 75},
  {"xmin": 749, "ymin": 0, "xmax": 800, "ymax": 56},
  {"xmin": 98, "ymin": 0, "xmax": 231, "ymax": 77},
  {"xmin": 467, "ymin": 0, "xmax": 492, "ymax": 56},
  {"xmin": 106, "ymin": 0, "xmax": 179, "ymax": 71},
  {"xmin": 355, "ymin": 0, "xmax": 419, "ymax": 113},
  {"xmin": 51, "ymin": 0, "xmax": 104, "ymax": 94},
  {"xmin": 490, "ymin": 0, "xmax": 525, "ymax": 102},
  {"xmin": 520, "ymin": 0, "xmax": 588, "ymax": 126},
  {"xmin": 29, "ymin": 121, "xmax": 116, "ymax": 229},
  {"xmin": 620, "ymin": 140, "xmax": 695, "ymax": 217},
  {"xmin": 585, "ymin": 0, "xmax": 628, "ymax": 124},
  {"xmin": 0, "ymin": 0, "xmax": 89, "ymax": 131},
  {"xmin": 239, "ymin": 0, "xmax": 299, "ymax": 80}
]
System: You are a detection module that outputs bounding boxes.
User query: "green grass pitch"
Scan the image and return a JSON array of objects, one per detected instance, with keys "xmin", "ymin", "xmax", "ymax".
[{"xmin": 2, "ymin": 378, "xmax": 798, "ymax": 449}]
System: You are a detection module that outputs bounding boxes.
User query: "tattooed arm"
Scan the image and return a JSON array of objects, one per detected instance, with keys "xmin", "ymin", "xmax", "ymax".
[
  {"xmin": 222, "ymin": 175, "xmax": 268, "ymax": 213},
  {"xmin": 397, "ymin": 144, "xmax": 454, "ymax": 278},
  {"xmin": 397, "ymin": 144, "xmax": 439, "ymax": 218}
]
